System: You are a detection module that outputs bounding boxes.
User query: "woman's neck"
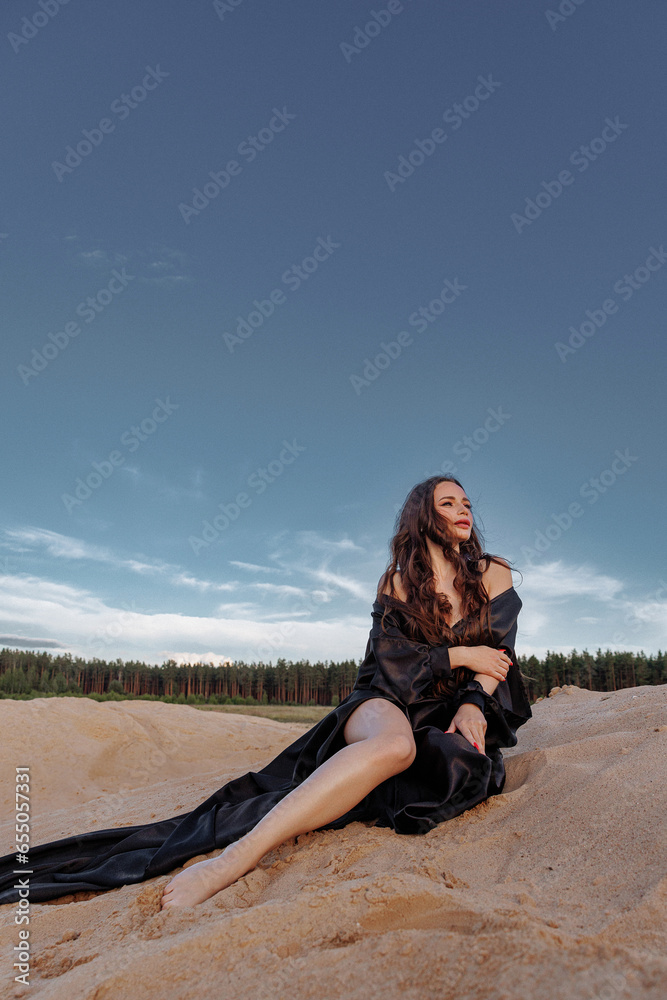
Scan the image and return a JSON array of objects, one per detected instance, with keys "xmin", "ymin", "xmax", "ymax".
[{"xmin": 424, "ymin": 535, "xmax": 458, "ymax": 587}]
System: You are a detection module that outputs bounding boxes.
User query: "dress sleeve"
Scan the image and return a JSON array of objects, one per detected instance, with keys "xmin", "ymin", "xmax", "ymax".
[
  {"xmin": 454, "ymin": 602, "xmax": 532, "ymax": 748},
  {"xmin": 365, "ymin": 603, "xmax": 454, "ymax": 708},
  {"xmin": 492, "ymin": 615, "xmax": 533, "ymax": 731}
]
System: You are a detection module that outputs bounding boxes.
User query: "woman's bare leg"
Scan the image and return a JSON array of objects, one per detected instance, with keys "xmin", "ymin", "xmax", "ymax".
[{"xmin": 160, "ymin": 698, "xmax": 415, "ymax": 909}]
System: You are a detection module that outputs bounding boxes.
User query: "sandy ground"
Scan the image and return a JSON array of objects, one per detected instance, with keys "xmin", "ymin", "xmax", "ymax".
[{"xmin": 0, "ymin": 686, "xmax": 665, "ymax": 1000}]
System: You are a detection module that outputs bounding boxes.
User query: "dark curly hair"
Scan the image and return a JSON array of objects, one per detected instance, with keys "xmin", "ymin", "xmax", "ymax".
[{"xmin": 376, "ymin": 475, "xmax": 519, "ymax": 698}]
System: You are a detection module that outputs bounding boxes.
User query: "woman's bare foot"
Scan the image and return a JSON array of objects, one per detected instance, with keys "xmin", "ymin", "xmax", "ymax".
[{"xmin": 160, "ymin": 842, "xmax": 254, "ymax": 909}]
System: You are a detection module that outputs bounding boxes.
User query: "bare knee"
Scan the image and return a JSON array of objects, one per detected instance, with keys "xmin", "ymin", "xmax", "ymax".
[
  {"xmin": 343, "ymin": 698, "xmax": 416, "ymax": 770},
  {"xmin": 370, "ymin": 733, "xmax": 417, "ymax": 771}
]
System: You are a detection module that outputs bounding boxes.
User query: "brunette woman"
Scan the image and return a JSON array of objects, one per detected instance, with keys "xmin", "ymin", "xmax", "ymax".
[{"xmin": 0, "ymin": 476, "xmax": 531, "ymax": 909}]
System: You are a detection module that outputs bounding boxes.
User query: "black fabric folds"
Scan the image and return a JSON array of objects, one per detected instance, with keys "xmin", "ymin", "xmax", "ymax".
[{"xmin": 0, "ymin": 587, "xmax": 531, "ymax": 905}]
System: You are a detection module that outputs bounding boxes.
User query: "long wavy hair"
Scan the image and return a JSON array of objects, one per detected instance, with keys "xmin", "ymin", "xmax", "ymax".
[{"xmin": 376, "ymin": 476, "xmax": 518, "ymax": 698}]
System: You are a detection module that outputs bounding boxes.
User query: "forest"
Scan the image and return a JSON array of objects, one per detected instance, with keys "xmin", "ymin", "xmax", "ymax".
[{"xmin": 0, "ymin": 645, "xmax": 663, "ymax": 705}]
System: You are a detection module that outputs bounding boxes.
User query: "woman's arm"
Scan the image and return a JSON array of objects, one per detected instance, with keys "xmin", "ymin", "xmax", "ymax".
[
  {"xmin": 473, "ymin": 672, "xmax": 500, "ymax": 696},
  {"xmin": 450, "ymin": 558, "xmax": 515, "ymax": 709},
  {"xmin": 448, "ymin": 645, "xmax": 511, "ymax": 682},
  {"xmin": 368, "ymin": 619, "xmax": 451, "ymax": 705},
  {"xmin": 449, "ymin": 566, "xmax": 530, "ymax": 747},
  {"xmin": 365, "ymin": 605, "xmax": 455, "ymax": 707}
]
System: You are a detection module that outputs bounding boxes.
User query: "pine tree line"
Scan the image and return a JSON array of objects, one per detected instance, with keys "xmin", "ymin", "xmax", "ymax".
[
  {"xmin": 518, "ymin": 648, "xmax": 665, "ymax": 701},
  {"xmin": 0, "ymin": 646, "xmax": 664, "ymax": 705},
  {"xmin": 0, "ymin": 649, "xmax": 359, "ymax": 705}
]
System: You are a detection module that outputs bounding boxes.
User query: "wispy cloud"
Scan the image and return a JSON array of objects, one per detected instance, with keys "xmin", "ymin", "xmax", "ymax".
[
  {"xmin": 0, "ymin": 574, "xmax": 368, "ymax": 663},
  {"xmin": 215, "ymin": 601, "xmax": 262, "ymax": 617},
  {"xmin": 4, "ymin": 528, "xmax": 662, "ymax": 662},
  {"xmin": 3, "ymin": 527, "xmax": 231, "ymax": 593},
  {"xmin": 0, "ymin": 526, "xmax": 376, "ymax": 661},
  {"xmin": 77, "ymin": 248, "xmax": 129, "ymax": 267},
  {"xmin": 291, "ymin": 530, "xmax": 366, "ymax": 554},
  {"xmin": 0, "ymin": 634, "xmax": 67, "ymax": 649},
  {"xmin": 68, "ymin": 237, "xmax": 192, "ymax": 287},
  {"xmin": 263, "ymin": 529, "xmax": 371, "ymax": 602},
  {"xmin": 249, "ymin": 583, "xmax": 314, "ymax": 598},
  {"xmin": 4, "ymin": 527, "xmax": 171, "ymax": 576},
  {"xmin": 519, "ymin": 561, "xmax": 623, "ymax": 602},
  {"xmin": 169, "ymin": 572, "xmax": 237, "ymax": 592},
  {"xmin": 118, "ymin": 466, "xmax": 206, "ymax": 502},
  {"xmin": 229, "ymin": 560, "xmax": 281, "ymax": 574},
  {"xmin": 139, "ymin": 244, "xmax": 192, "ymax": 286},
  {"xmin": 511, "ymin": 561, "xmax": 667, "ymax": 656},
  {"xmin": 299, "ymin": 567, "xmax": 369, "ymax": 600}
]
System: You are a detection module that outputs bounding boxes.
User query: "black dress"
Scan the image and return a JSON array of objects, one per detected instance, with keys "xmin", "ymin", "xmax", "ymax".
[{"xmin": 0, "ymin": 586, "xmax": 531, "ymax": 905}]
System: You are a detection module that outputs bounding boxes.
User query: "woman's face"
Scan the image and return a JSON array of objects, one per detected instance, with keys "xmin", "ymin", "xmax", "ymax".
[{"xmin": 432, "ymin": 481, "xmax": 472, "ymax": 541}]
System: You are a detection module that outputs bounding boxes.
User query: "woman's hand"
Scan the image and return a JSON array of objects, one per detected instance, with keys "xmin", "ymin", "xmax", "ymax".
[
  {"xmin": 445, "ymin": 704, "xmax": 487, "ymax": 754},
  {"xmin": 454, "ymin": 645, "xmax": 511, "ymax": 681}
]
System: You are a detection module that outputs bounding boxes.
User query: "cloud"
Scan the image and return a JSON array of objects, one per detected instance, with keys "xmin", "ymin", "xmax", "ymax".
[
  {"xmin": 215, "ymin": 602, "xmax": 262, "ymax": 617},
  {"xmin": 77, "ymin": 248, "xmax": 129, "ymax": 267},
  {"xmin": 159, "ymin": 651, "xmax": 234, "ymax": 666},
  {"xmin": 229, "ymin": 561, "xmax": 281, "ymax": 574},
  {"xmin": 249, "ymin": 583, "xmax": 313, "ymax": 598},
  {"xmin": 4, "ymin": 527, "xmax": 107, "ymax": 562},
  {"xmin": 0, "ymin": 635, "xmax": 67, "ymax": 649},
  {"xmin": 0, "ymin": 573, "xmax": 368, "ymax": 663},
  {"xmin": 68, "ymin": 237, "xmax": 192, "ymax": 286},
  {"xmin": 510, "ymin": 561, "xmax": 667, "ymax": 656},
  {"xmin": 3, "ymin": 527, "xmax": 173, "ymax": 577},
  {"xmin": 117, "ymin": 466, "xmax": 206, "ymax": 502},
  {"xmin": 213, "ymin": 598, "xmax": 322, "ymax": 621},
  {"xmin": 138, "ymin": 244, "xmax": 192, "ymax": 286},
  {"xmin": 292, "ymin": 530, "xmax": 365, "ymax": 554},
  {"xmin": 262, "ymin": 529, "xmax": 370, "ymax": 601},
  {"xmin": 6, "ymin": 527, "xmax": 661, "ymax": 663},
  {"xmin": 3, "ymin": 528, "xmax": 232, "ymax": 594},
  {"xmin": 169, "ymin": 572, "xmax": 237, "ymax": 592},
  {"xmin": 2, "ymin": 524, "xmax": 373, "ymax": 608},
  {"xmin": 518, "ymin": 561, "xmax": 623, "ymax": 602},
  {"xmin": 299, "ymin": 567, "xmax": 368, "ymax": 600}
]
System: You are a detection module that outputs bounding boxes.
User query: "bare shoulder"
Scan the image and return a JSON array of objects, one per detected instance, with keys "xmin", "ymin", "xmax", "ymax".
[
  {"xmin": 379, "ymin": 570, "xmax": 409, "ymax": 602},
  {"xmin": 480, "ymin": 556, "xmax": 513, "ymax": 601}
]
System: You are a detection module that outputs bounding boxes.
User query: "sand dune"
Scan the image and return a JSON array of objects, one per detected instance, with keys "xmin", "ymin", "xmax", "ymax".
[{"xmin": 1, "ymin": 686, "xmax": 665, "ymax": 1000}]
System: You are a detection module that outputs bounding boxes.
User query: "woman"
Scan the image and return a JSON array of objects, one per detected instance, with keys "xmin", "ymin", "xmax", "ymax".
[{"xmin": 0, "ymin": 476, "xmax": 531, "ymax": 909}]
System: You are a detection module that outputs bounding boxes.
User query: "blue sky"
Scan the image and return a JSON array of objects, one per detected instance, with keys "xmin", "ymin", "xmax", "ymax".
[{"xmin": 2, "ymin": 0, "xmax": 665, "ymax": 668}]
